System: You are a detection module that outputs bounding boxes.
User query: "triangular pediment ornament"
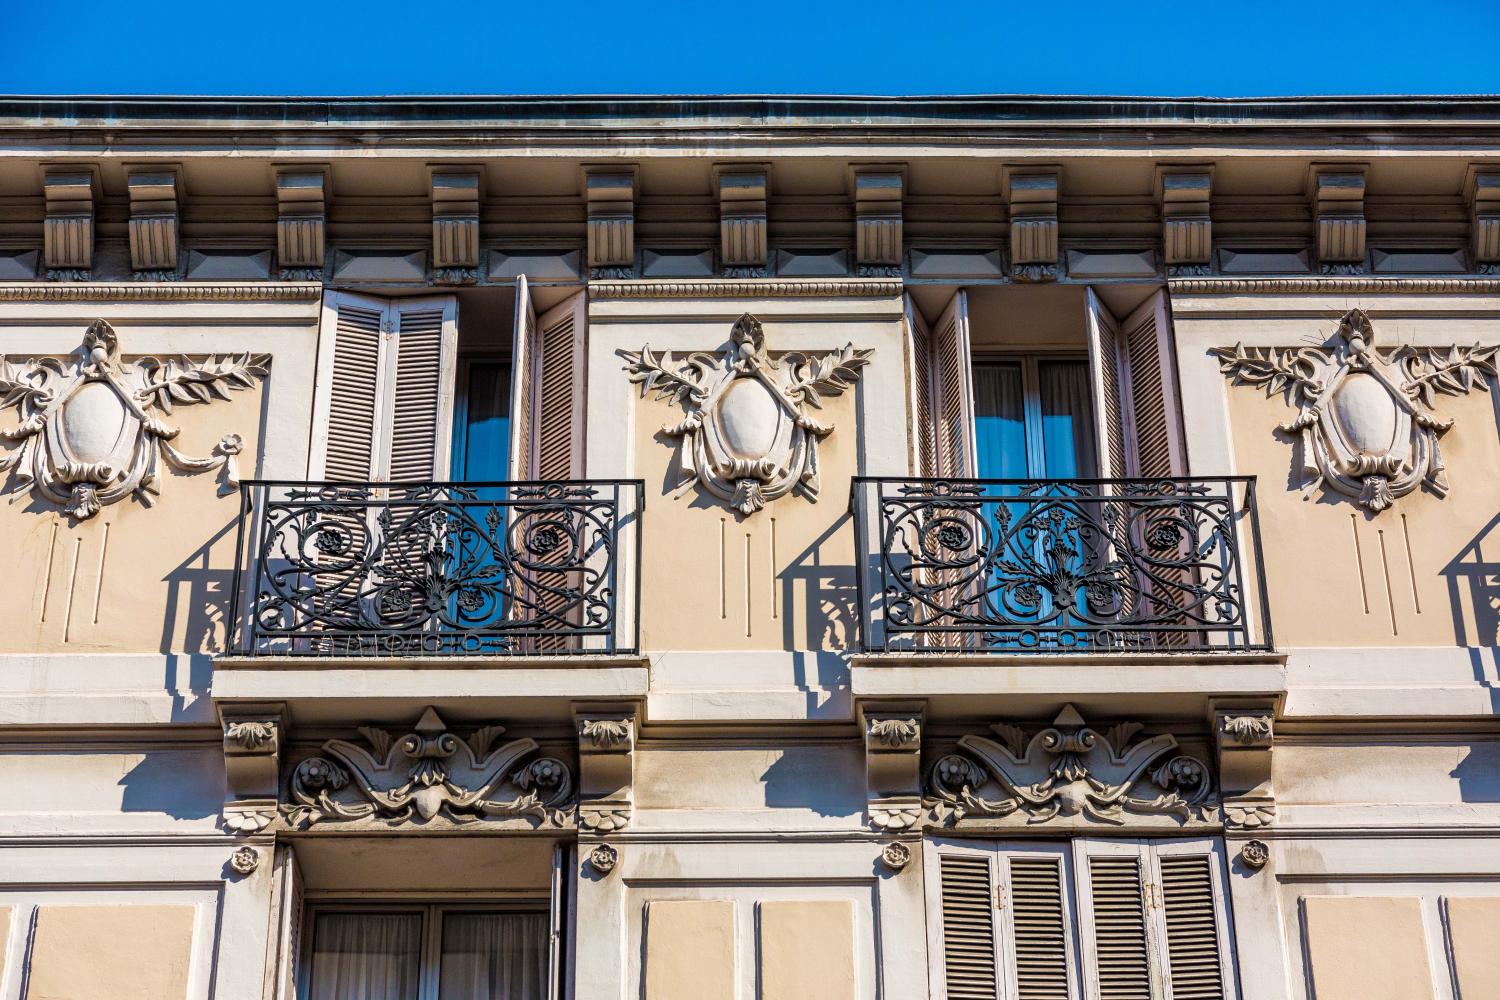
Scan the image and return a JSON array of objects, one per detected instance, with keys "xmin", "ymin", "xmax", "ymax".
[
  {"xmin": 620, "ymin": 314, "xmax": 872, "ymax": 515},
  {"xmin": 1214, "ymin": 308, "xmax": 1497, "ymax": 512}
]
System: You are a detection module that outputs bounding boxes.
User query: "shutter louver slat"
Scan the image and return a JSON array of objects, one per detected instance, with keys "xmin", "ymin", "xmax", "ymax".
[
  {"xmin": 905, "ymin": 294, "xmax": 936, "ymax": 476},
  {"xmin": 940, "ymin": 853, "xmax": 1000, "ymax": 1000},
  {"xmin": 389, "ymin": 308, "xmax": 446, "ymax": 482},
  {"xmin": 1158, "ymin": 855, "xmax": 1225, "ymax": 1000},
  {"xmin": 1084, "ymin": 290, "xmax": 1128, "ymax": 480},
  {"xmin": 1088, "ymin": 855, "xmax": 1154, "ymax": 1000},
  {"xmin": 324, "ymin": 305, "xmax": 382, "ymax": 480},
  {"xmin": 537, "ymin": 311, "xmax": 576, "ymax": 481},
  {"xmin": 1009, "ymin": 856, "xmax": 1072, "ymax": 1000},
  {"xmin": 1124, "ymin": 310, "xmax": 1172, "ymax": 480},
  {"xmin": 933, "ymin": 306, "xmax": 970, "ymax": 478}
]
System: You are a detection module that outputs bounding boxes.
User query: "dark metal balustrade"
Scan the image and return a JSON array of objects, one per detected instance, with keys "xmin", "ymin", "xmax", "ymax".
[
  {"xmin": 228, "ymin": 480, "xmax": 644, "ymax": 656},
  {"xmin": 849, "ymin": 477, "xmax": 1273, "ymax": 654}
]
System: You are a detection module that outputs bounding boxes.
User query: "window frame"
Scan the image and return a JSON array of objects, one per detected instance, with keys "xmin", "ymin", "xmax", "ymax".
[
  {"xmin": 969, "ymin": 349, "xmax": 1094, "ymax": 479},
  {"xmin": 451, "ymin": 351, "xmax": 513, "ymax": 483}
]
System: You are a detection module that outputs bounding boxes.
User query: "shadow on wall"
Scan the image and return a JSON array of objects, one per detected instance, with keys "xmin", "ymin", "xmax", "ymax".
[
  {"xmin": 160, "ymin": 513, "xmax": 239, "ymax": 656},
  {"xmin": 779, "ymin": 512, "xmax": 858, "ymax": 652},
  {"xmin": 1444, "ymin": 511, "xmax": 1500, "ymax": 651},
  {"xmin": 118, "ymin": 750, "xmax": 222, "ymax": 821},
  {"xmin": 1449, "ymin": 742, "xmax": 1500, "ymax": 804},
  {"xmin": 759, "ymin": 745, "xmax": 864, "ymax": 818}
]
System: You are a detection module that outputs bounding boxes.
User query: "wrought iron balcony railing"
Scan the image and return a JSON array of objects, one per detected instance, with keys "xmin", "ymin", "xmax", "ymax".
[
  {"xmin": 849, "ymin": 477, "xmax": 1273, "ymax": 654},
  {"xmin": 228, "ymin": 480, "xmax": 644, "ymax": 656}
]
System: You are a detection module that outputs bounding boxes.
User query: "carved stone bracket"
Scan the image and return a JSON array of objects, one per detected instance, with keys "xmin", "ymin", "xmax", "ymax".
[
  {"xmin": 853, "ymin": 167, "xmax": 904, "ymax": 278},
  {"xmin": 575, "ymin": 702, "xmax": 639, "ymax": 834},
  {"xmin": 275, "ymin": 166, "xmax": 328, "ymax": 281},
  {"xmin": 861, "ymin": 703, "xmax": 926, "ymax": 832},
  {"xmin": 1005, "ymin": 167, "xmax": 1059, "ymax": 282},
  {"xmin": 1214, "ymin": 307, "xmax": 1497, "ymax": 512},
  {"xmin": 126, "ymin": 166, "xmax": 182, "ymax": 279},
  {"xmin": 222, "ymin": 704, "xmax": 286, "ymax": 834},
  {"xmin": 42, "ymin": 166, "xmax": 97, "ymax": 280},
  {"xmin": 926, "ymin": 705, "xmax": 1217, "ymax": 830},
  {"xmin": 1212, "ymin": 700, "xmax": 1277, "ymax": 831},
  {"xmin": 282, "ymin": 707, "xmax": 574, "ymax": 830},
  {"xmin": 717, "ymin": 166, "xmax": 769, "ymax": 277},
  {"xmin": 0, "ymin": 319, "xmax": 268, "ymax": 519},
  {"xmin": 431, "ymin": 167, "xmax": 482, "ymax": 285},
  {"xmin": 1158, "ymin": 166, "xmax": 1212, "ymax": 275},
  {"xmin": 585, "ymin": 167, "xmax": 636, "ymax": 279},
  {"xmin": 1465, "ymin": 166, "xmax": 1500, "ymax": 273},
  {"xmin": 1309, "ymin": 165, "xmax": 1368, "ymax": 273}
]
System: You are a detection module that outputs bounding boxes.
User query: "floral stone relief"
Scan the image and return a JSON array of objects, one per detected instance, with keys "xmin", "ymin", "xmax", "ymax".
[
  {"xmin": 0, "ymin": 319, "xmax": 267, "ymax": 518},
  {"xmin": 621, "ymin": 313, "xmax": 872, "ymax": 515},
  {"xmin": 1214, "ymin": 308, "xmax": 1497, "ymax": 512}
]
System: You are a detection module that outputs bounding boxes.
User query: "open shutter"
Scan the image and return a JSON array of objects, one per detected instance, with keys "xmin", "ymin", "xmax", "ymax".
[
  {"xmin": 1077, "ymin": 840, "xmax": 1156, "ymax": 1000},
  {"xmin": 1084, "ymin": 289, "xmax": 1129, "ymax": 480},
  {"xmin": 930, "ymin": 289, "xmax": 977, "ymax": 478},
  {"xmin": 1150, "ymin": 840, "xmax": 1235, "ymax": 1000},
  {"xmin": 534, "ymin": 290, "xmax": 588, "ymax": 480},
  {"xmin": 312, "ymin": 291, "xmax": 386, "ymax": 480},
  {"xmin": 387, "ymin": 296, "xmax": 459, "ymax": 481},
  {"xmin": 263, "ymin": 844, "xmax": 304, "ymax": 1000},
  {"xmin": 934, "ymin": 844, "xmax": 1002, "ymax": 999},
  {"xmin": 548, "ymin": 841, "xmax": 572, "ymax": 1000},
  {"xmin": 904, "ymin": 292, "xmax": 937, "ymax": 476},
  {"xmin": 1118, "ymin": 290, "xmax": 1187, "ymax": 478},
  {"xmin": 509, "ymin": 274, "xmax": 539, "ymax": 481}
]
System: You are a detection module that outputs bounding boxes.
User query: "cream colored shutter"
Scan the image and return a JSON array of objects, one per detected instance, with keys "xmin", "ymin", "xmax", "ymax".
[
  {"xmin": 1118, "ymin": 290, "xmax": 1187, "ymax": 479},
  {"xmin": 312, "ymin": 291, "xmax": 386, "ymax": 480},
  {"xmin": 387, "ymin": 296, "xmax": 458, "ymax": 481},
  {"xmin": 934, "ymin": 843, "xmax": 1002, "ymax": 999},
  {"xmin": 264, "ymin": 844, "xmax": 304, "ymax": 1000},
  {"xmin": 930, "ymin": 289, "xmax": 977, "ymax": 478},
  {"xmin": 1077, "ymin": 840, "xmax": 1155, "ymax": 1000},
  {"xmin": 1150, "ymin": 840, "xmax": 1235, "ymax": 1000},
  {"xmin": 904, "ymin": 292, "xmax": 937, "ymax": 476},
  {"xmin": 1004, "ymin": 850, "xmax": 1076, "ymax": 1000},
  {"xmin": 509, "ymin": 274, "xmax": 539, "ymax": 481},
  {"xmin": 1084, "ymin": 288, "xmax": 1129, "ymax": 480},
  {"xmin": 534, "ymin": 290, "xmax": 588, "ymax": 480}
]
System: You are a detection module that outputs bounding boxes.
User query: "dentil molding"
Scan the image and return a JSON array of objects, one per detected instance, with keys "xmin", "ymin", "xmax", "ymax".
[
  {"xmin": 622, "ymin": 313, "xmax": 872, "ymax": 514},
  {"xmin": 0, "ymin": 319, "xmax": 267, "ymax": 518},
  {"xmin": 1214, "ymin": 307, "xmax": 1497, "ymax": 512}
]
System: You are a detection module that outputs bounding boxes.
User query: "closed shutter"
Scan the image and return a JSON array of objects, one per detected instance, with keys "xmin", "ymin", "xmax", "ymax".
[
  {"xmin": 1151, "ymin": 840, "xmax": 1232, "ymax": 1000},
  {"xmin": 930, "ymin": 289, "xmax": 977, "ymax": 478},
  {"xmin": 1005, "ymin": 851, "xmax": 1075, "ymax": 1000},
  {"xmin": 509, "ymin": 274, "xmax": 539, "ymax": 481},
  {"xmin": 388, "ymin": 298, "xmax": 458, "ymax": 481},
  {"xmin": 535, "ymin": 290, "xmax": 588, "ymax": 480},
  {"xmin": 904, "ymin": 292, "xmax": 937, "ymax": 476},
  {"xmin": 314, "ymin": 292, "xmax": 385, "ymax": 480},
  {"xmin": 1084, "ymin": 288, "xmax": 1128, "ymax": 480},
  {"xmin": 937, "ymin": 849, "xmax": 1001, "ymax": 999},
  {"xmin": 1118, "ymin": 290, "xmax": 1187, "ymax": 479},
  {"xmin": 1080, "ymin": 847, "xmax": 1155, "ymax": 1000}
]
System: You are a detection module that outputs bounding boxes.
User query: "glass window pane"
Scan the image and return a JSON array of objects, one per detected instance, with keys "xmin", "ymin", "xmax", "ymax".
[
  {"xmin": 309, "ymin": 912, "xmax": 421, "ymax": 1000},
  {"xmin": 455, "ymin": 362, "xmax": 511, "ymax": 482},
  {"xmin": 1038, "ymin": 361, "xmax": 1099, "ymax": 479},
  {"xmin": 973, "ymin": 361, "xmax": 1028, "ymax": 479},
  {"xmin": 439, "ymin": 912, "xmax": 550, "ymax": 1000}
]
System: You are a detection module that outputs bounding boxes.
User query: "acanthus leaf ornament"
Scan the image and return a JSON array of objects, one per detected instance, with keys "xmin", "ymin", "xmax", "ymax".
[
  {"xmin": 621, "ymin": 314, "xmax": 872, "ymax": 515},
  {"xmin": 1214, "ymin": 308, "xmax": 1497, "ymax": 512},
  {"xmin": 0, "ymin": 319, "xmax": 268, "ymax": 519}
]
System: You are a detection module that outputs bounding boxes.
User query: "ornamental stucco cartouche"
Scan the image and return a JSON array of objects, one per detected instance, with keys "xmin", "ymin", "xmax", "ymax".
[
  {"xmin": 621, "ymin": 313, "xmax": 872, "ymax": 515},
  {"xmin": 0, "ymin": 318, "xmax": 267, "ymax": 518},
  {"xmin": 1214, "ymin": 307, "xmax": 1497, "ymax": 512}
]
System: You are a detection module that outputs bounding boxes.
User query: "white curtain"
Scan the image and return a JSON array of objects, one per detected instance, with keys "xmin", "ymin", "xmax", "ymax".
[
  {"xmin": 309, "ymin": 913, "xmax": 421, "ymax": 1000},
  {"xmin": 439, "ymin": 912, "xmax": 549, "ymax": 1000},
  {"xmin": 1038, "ymin": 361, "xmax": 1099, "ymax": 479}
]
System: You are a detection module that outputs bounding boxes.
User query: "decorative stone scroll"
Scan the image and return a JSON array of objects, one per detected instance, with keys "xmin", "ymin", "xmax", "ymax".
[
  {"xmin": 221, "ymin": 705, "xmax": 285, "ymax": 833},
  {"xmin": 282, "ymin": 707, "xmax": 574, "ymax": 829},
  {"xmin": 0, "ymin": 319, "xmax": 267, "ymax": 519},
  {"xmin": 1212, "ymin": 700, "xmax": 1277, "ymax": 831},
  {"xmin": 574, "ymin": 703, "xmax": 638, "ymax": 833},
  {"xmin": 1214, "ymin": 308, "xmax": 1497, "ymax": 512},
  {"xmin": 861, "ymin": 704, "xmax": 925, "ymax": 832},
  {"xmin": 926, "ymin": 705, "xmax": 1215, "ymax": 828},
  {"xmin": 621, "ymin": 313, "xmax": 872, "ymax": 515}
]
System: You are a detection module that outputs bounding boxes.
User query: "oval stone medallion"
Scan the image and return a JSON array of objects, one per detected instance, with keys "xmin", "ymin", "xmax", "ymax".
[
  {"xmin": 716, "ymin": 378, "xmax": 783, "ymax": 460},
  {"xmin": 1331, "ymin": 372, "xmax": 1400, "ymax": 457},
  {"xmin": 58, "ymin": 381, "xmax": 134, "ymax": 467}
]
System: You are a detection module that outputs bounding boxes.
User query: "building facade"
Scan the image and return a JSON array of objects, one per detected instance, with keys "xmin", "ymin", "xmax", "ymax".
[{"xmin": 0, "ymin": 95, "xmax": 1498, "ymax": 1000}]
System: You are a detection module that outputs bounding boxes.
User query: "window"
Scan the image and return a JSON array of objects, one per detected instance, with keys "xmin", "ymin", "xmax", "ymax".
[
  {"xmin": 973, "ymin": 358, "xmax": 1098, "ymax": 480},
  {"xmin": 303, "ymin": 906, "xmax": 550, "ymax": 1000},
  {"xmin": 928, "ymin": 837, "xmax": 1238, "ymax": 1000},
  {"xmin": 452, "ymin": 359, "xmax": 512, "ymax": 483}
]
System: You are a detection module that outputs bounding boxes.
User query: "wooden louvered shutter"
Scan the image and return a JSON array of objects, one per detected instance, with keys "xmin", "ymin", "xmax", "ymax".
[
  {"xmin": 1118, "ymin": 290, "xmax": 1187, "ymax": 479},
  {"xmin": 935, "ymin": 847, "xmax": 1001, "ymax": 999},
  {"xmin": 904, "ymin": 292, "xmax": 937, "ymax": 475},
  {"xmin": 387, "ymin": 296, "xmax": 458, "ymax": 481},
  {"xmin": 1003, "ymin": 851, "xmax": 1076, "ymax": 1000},
  {"xmin": 1150, "ymin": 840, "xmax": 1234, "ymax": 1000},
  {"xmin": 312, "ymin": 291, "xmax": 386, "ymax": 480},
  {"xmin": 930, "ymin": 290, "xmax": 977, "ymax": 478},
  {"xmin": 508, "ymin": 274, "xmax": 539, "ymax": 480},
  {"xmin": 1077, "ymin": 840, "xmax": 1155, "ymax": 1000},
  {"xmin": 1084, "ymin": 288, "xmax": 1128, "ymax": 480},
  {"xmin": 533, "ymin": 290, "xmax": 588, "ymax": 480},
  {"xmin": 265, "ymin": 843, "xmax": 304, "ymax": 1000}
]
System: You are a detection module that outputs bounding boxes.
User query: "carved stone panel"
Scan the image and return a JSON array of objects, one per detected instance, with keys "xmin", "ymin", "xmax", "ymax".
[
  {"xmin": 621, "ymin": 313, "xmax": 872, "ymax": 515},
  {"xmin": 1214, "ymin": 308, "xmax": 1497, "ymax": 512},
  {"xmin": 0, "ymin": 320, "xmax": 267, "ymax": 519}
]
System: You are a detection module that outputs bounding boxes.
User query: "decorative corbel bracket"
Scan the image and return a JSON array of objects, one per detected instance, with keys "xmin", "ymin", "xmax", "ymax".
[
  {"xmin": 584, "ymin": 167, "xmax": 636, "ymax": 279},
  {"xmin": 716, "ymin": 165, "xmax": 769, "ymax": 277},
  {"xmin": 861, "ymin": 702, "xmax": 925, "ymax": 831},
  {"xmin": 1211, "ymin": 699, "xmax": 1277, "ymax": 831},
  {"xmin": 852, "ymin": 166, "xmax": 904, "ymax": 278},
  {"xmin": 431, "ymin": 166, "xmax": 482, "ymax": 285},
  {"xmin": 42, "ymin": 165, "xmax": 98, "ymax": 281},
  {"xmin": 1157, "ymin": 166, "xmax": 1213, "ymax": 276},
  {"xmin": 125, "ymin": 165, "xmax": 183, "ymax": 280},
  {"xmin": 1465, "ymin": 166, "xmax": 1500, "ymax": 274},
  {"xmin": 274, "ymin": 166, "xmax": 328, "ymax": 281},
  {"xmin": 574, "ymin": 702, "xmax": 639, "ymax": 834},
  {"xmin": 1308, "ymin": 165, "xmax": 1368, "ymax": 274},
  {"xmin": 221, "ymin": 703, "xmax": 286, "ymax": 834},
  {"xmin": 1004, "ymin": 167, "xmax": 1059, "ymax": 282}
]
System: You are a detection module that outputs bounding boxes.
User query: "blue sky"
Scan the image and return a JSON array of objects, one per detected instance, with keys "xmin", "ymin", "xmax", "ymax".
[{"xmin": 1, "ymin": 0, "xmax": 1497, "ymax": 97}]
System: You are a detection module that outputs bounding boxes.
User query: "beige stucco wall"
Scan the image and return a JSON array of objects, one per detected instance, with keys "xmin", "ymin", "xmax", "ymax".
[
  {"xmin": 27, "ymin": 903, "xmax": 197, "ymax": 1000},
  {"xmin": 644, "ymin": 900, "xmax": 736, "ymax": 1000},
  {"xmin": 1301, "ymin": 895, "xmax": 1434, "ymax": 1000}
]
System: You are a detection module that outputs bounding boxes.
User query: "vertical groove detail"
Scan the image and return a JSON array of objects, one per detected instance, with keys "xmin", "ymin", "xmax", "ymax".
[
  {"xmin": 1378, "ymin": 529, "xmax": 1398, "ymax": 635},
  {"xmin": 1350, "ymin": 514, "xmax": 1370, "ymax": 614},
  {"xmin": 92, "ymin": 522, "xmax": 110, "ymax": 625},
  {"xmin": 1401, "ymin": 513, "xmax": 1422, "ymax": 614},
  {"xmin": 718, "ymin": 518, "xmax": 726, "ymax": 620},
  {"xmin": 39, "ymin": 521, "xmax": 59, "ymax": 622},
  {"xmin": 62, "ymin": 537, "xmax": 82, "ymax": 643},
  {"xmin": 744, "ymin": 532, "xmax": 752, "ymax": 637},
  {"xmin": 769, "ymin": 517, "xmax": 778, "ymax": 620}
]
